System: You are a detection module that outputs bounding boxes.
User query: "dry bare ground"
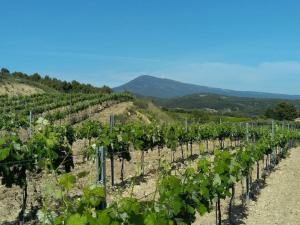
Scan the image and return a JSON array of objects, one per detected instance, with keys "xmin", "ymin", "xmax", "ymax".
[
  {"xmin": 243, "ymin": 147, "xmax": 300, "ymax": 225},
  {"xmin": 80, "ymin": 101, "xmax": 134, "ymax": 124},
  {"xmin": 0, "ymin": 81, "xmax": 43, "ymax": 96}
]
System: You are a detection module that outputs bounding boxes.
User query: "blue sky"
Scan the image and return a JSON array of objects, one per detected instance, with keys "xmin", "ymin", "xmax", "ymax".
[{"xmin": 1, "ymin": 0, "xmax": 300, "ymax": 94}]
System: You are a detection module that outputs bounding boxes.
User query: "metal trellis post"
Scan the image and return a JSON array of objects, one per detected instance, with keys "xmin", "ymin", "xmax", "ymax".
[
  {"xmin": 96, "ymin": 146, "xmax": 107, "ymax": 208},
  {"xmin": 109, "ymin": 114, "xmax": 115, "ymax": 186},
  {"xmin": 29, "ymin": 111, "xmax": 32, "ymax": 138},
  {"xmin": 271, "ymin": 120, "xmax": 275, "ymax": 165},
  {"xmin": 246, "ymin": 122, "xmax": 249, "ymax": 142}
]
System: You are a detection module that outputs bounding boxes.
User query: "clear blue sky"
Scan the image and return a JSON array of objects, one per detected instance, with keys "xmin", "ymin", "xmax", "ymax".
[{"xmin": 1, "ymin": 0, "xmax": 300, "ymax": 94}]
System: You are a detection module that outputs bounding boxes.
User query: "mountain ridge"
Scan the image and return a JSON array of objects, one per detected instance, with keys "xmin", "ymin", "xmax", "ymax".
[{"xmin": 114, "ymin": 75, "xmax": 300, "ymax": 100}]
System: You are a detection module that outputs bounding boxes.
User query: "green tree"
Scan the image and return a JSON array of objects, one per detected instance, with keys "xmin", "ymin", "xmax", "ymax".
[
  {"xmin": 30, "ymin": 73, "xmax": 42, "ymax": 81},
  {"xmin": 0, "ymin": 68, "xmax": 10, "ymax": 80},
  {"xmin": 1, "ymin": 68, "xmax": 10, "ymax": 74},
  {"xmin": 265, "ymin": 102, "xmax": 298, "ymax": 121}
]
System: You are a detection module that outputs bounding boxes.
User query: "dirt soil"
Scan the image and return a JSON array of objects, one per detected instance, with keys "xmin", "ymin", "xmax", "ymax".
[
  {"xmin": 243, "ymin": 148, "xmax": 300, "ymax": 225},
  {"xmin": 0, "ymin": 80, "xmax": 43, "ymax": 96},
  {"xmin": 84, "ymin": 101, "xmax": 134, "ymax": 124}
]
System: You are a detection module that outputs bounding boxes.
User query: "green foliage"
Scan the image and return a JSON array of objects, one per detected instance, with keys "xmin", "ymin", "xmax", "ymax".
[
  {"xmin": 58, "ymin": 174, "xmax": 76, "ymax": 191},
  {"xmin": 156, "ymin": 93, "xmax": 300, "ymax": 117},
  {"xmin": 165, "ymin": 126, "xmax": 178, "ymax": 151},
  {"xmin": 97, "ymin": 123, "xmax": 131, "ymax": 161},
  {"xmin": 27, "ymin": 125, "xmax": 74, "ymax": 172},
  {"xmin": 0, "ymin": 92, "xmax": 133, "ymax": 130},
  {"xmin": 0, "ymin": 133, "xmax": 28, "ymax": 188},
  {"xmin": 265, "ymin": 102, "xmax": 298, "ymax": 121},
  {"xmin": 236, "ymin": 145, "xmax": 254, "ymax": 177},
  {"xmin": 5, "ymin": 69, "xmax": 113, "ymax": 94},
  {"xmin": 213, "ymin": 151, "xmax": 238, "ymax": 199}
]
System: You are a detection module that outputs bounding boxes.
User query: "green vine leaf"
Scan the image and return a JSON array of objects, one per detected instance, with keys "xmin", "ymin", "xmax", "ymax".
[{"xmin": 66, "ymin": 213, "xmax": 87, "ymax": 225}]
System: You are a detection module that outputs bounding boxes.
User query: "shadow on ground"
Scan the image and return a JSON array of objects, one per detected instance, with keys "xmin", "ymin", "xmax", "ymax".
[{"xmin": 222, "ymin": 166, "xmax": 280, "ymax": 225}]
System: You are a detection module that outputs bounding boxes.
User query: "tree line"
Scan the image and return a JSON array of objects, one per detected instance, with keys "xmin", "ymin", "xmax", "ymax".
[
  {"xmin": 265, "ymin": 102, "xmax": 298, "ymax": 121},
  {"xmin": 0, "ymin": 67, "xmax": 112, "ymax": 94}
]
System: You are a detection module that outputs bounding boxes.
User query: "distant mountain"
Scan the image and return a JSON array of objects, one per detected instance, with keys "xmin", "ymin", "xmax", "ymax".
[{"xmin": 114, "ymin": 75, "xmax": 300, "ymax": 100}]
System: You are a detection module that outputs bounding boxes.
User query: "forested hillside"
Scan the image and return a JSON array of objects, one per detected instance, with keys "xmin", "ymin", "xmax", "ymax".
[{"xmin": 155, "ymin": 93, "xmax": 300, "ymax": 117}]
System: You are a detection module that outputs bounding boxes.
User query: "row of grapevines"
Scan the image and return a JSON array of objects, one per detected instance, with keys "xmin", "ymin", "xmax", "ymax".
[
  {"xmin": 44, "ymin": 128, "xmax": 299, "ymax": 225},
  {"xmin": 77, "ymin": 120, "xmax": 276, "ymax": 187},
  {"xmin": 0, "ymin": 92, "xmax": 133, "ymax": 130}
]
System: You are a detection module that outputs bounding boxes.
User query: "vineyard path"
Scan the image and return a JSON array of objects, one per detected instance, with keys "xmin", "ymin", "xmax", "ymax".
[{"xmin": 243, "ymin": 147, "xmax": 300, "ymax": 225}]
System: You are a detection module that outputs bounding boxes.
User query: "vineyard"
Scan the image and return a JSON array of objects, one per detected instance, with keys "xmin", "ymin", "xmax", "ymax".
[
  {"xmin": 0, "ymin": 92, "xmax": 133, "ymax": 130},
  {"xmin": 1, "ymin": 92, "xmax": 300, "ymax": 225}
]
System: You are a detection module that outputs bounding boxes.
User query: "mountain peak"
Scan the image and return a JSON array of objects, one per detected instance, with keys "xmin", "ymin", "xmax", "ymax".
[
  {"xmin": 132, "ymin": 75, "xmax": 168, "ymax": 82},
  {"xmin": 131, "ymin": 75, "xmax": 157, "ymax": 81},
  {"xmin": 114, "ymin": 75, "xmax": 300, "ymax": 100}
]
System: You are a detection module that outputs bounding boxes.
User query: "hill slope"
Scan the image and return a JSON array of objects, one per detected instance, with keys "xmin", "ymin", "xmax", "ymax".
[
  {"xmin": 0, "ymin": 78, "xmax": 45, "ymax": 96},
  {"xmin": 114, "ymin": 75, "xmax": 300, "ymax": 100},
  {"xmin": 155, "ymin": 93, "xmax": 300, "ymax": 116},
  {"xmin": 0, "ymin": 69, "xmax": 112, "ymax": 96}
]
